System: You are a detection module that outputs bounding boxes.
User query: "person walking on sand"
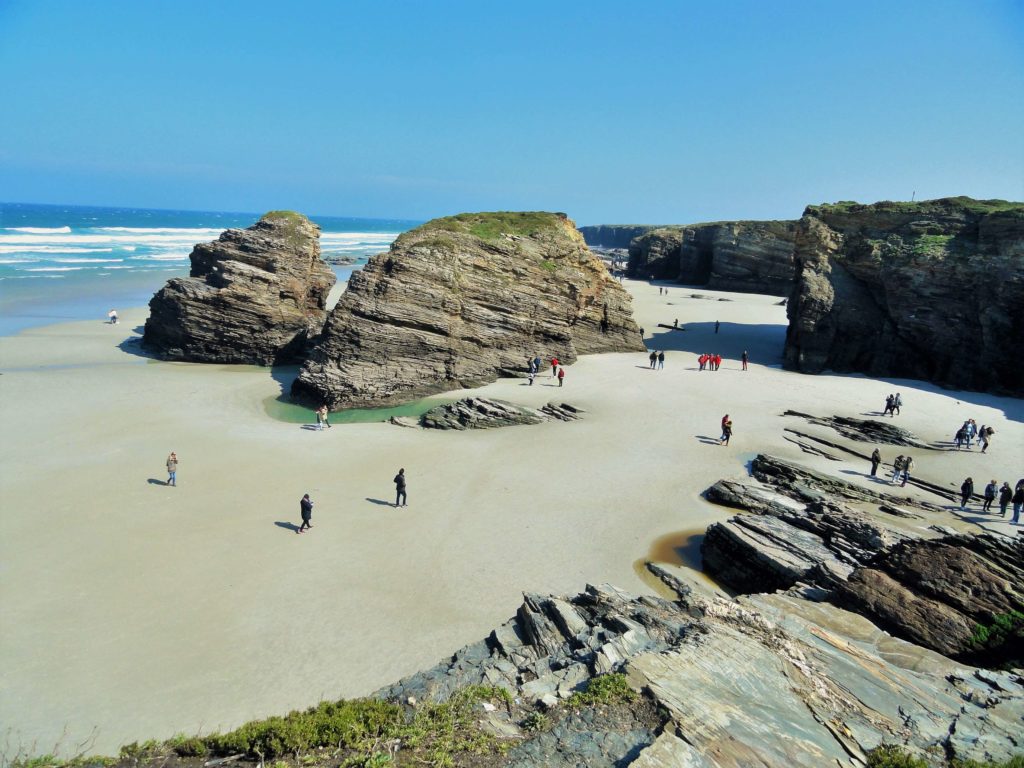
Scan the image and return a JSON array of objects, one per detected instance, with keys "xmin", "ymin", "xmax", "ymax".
[
  {"xmin": 883, "ymin": 394, "xmax": 894, "ymax": 417},
  {"xmin": 714, "ymin": 320, "xmax": 720, "ymax": 334},
  {"xmin": 657, "ymin": 351, "xmax": 665, "ymax": 370},
  {"xmin": 108, "ymin": 309, "xmax": 118, "ymax": 325},
  {"xmin": 983, "ymin": 480, "xmax": 998, "ymax": 513},
  {"xmin": 321, "ymin": 405, "xmax": 332, "ymax": 429},
  {"xmin": 998, "ymin": 482, "xmax": 1012, "ymax": 517},
  {"xmin": 298, "ymin": 493, "xmax": 313, "ymax": 533},
  {"xmin": 960, "ymin": 477, "xmax": 974, "ymax": 509},
  {"xmin": 980, "ymin": 425, "xmax": 993, "ymax": 453},
  {"xmin": 649, "ymin": 351, "xmax": 657, "ymax": 369},
  {"xmin": 1012, "ymin": 480, "xmax": 1024, "ymax": 524},
  {"xmin": 166, "ymin": 452, "xmax": 178, "ymax": 487},
  {"xmin": 557, "ymin": 367, "xmax": 565, "ymax": 386},
  {"xmin": 315, "ymin": 406, "xmax": 324, "ymax": 431},
  {"xmin": 551, "ymin": 357, "xmax": 559, "ymax": 377},
  {"xmin": 533, "ymin": 355, "xmax": 541, "ymax": 374},
  {"xmin": 674, "ymin": 318, "xmax": 678, "ymax": 329},
  {"xmin": 893, "ymin": 393, "xmax": 902, "ymax": 415},
  {"xmin": 394, "ymin": 468, "xmax": 407, "ymax": 507},
  {"xmin": 528, "ymin": 371, "xmax": 535, "ymax": 386},
  {"xmin": 741, "ymin": 350, "xmax": 748, "ymax": 371},
  {"xmin": 901, "ymin": 455, "xmax": 914, "ymax": 487},
  {"xmin": 720, "ymin": 416, "xmax": 733, "ymax": 446},
  {"xmin": 870, "ymin": 448, "xmax": 881, "ymax": 477},
  {"xmin": 891, "ymin": 455, "xmax": 905, "ymax": 484}
]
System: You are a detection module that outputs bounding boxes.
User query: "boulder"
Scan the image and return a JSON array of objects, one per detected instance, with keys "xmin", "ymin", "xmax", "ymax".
[
  {"xmin": 143, "ymin": 211, "xmax": 335, "ymax": 364},
  {"xmin": 418, "ymin": 397, "xmax": 584, "ymax": 430},
  {"xmin": 784, "ymin": 196, "xmax": 1024, "ymax": 395},
  {"xmin": 292, "ymin": 212, "xmax": 644, "ymax": 409}
]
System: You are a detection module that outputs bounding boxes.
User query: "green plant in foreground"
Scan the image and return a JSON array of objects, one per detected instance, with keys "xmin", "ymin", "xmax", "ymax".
[
  {"xmin": 866, "ymin": 745, "xmax": 1024, "ymax": 768},
  {"xmin": 971, "ymin": 611, "xmax": 1024, "ymax": 647},
  {"xmin": 521, "ymin": 711, "xmax": 550, "ymax": 732},
  {"xmin": 564, "ymin": 673, "xmax": 636, "ymax": 708}
]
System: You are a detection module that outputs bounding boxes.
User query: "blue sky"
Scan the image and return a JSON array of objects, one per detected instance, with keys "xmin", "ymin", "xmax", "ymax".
[{"xmin": 1, "ymin": 0, "xmax": 1021, "ymax": 224}]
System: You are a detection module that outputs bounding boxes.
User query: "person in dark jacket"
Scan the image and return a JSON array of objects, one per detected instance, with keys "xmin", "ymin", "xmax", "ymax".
[
  {"xmin": 869, "ymin": 448, "xmax": 881, "ymax": 477},
  {"xmin": 298, "ymin": 494, "xmax": 313, "ymax": 533},
  {"xmin": 394, "ymin": 468, "xmax": 407, "ymax": 507},
  {"xmin": 982, "ymin": 480, "xmax": 998, "ymax": 512},
  {"xmin": 998, "ymin": 482, "xmax": 1012, "ymax": 517},
  {"xmin": 1012, "ymin": 480, "xmax": 1024, "ymax": 525},
  {"xmin": 657, "ymin": 351, "xmax": 665, "ymax": 370},
  {"xmin": 960, "ymin": 477, "xmax": 974, "ymax": 509},
  {"xmin": 649, "ymin": 351, "xmax": 657, "ymax": 369}
]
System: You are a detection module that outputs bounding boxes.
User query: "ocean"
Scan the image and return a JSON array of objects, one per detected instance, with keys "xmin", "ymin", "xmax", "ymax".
[{"xmin": 0, "ymin": 202, "xmax": 420, "ymax": 336}]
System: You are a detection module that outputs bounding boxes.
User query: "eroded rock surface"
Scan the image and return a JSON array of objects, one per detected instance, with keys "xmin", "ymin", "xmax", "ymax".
[
  {"xmin": 293, "ymin": 212, "xmax": 644, "ymax": 409},
  {"xmin": 418, "ymin": 397, "xmax": 583, "ymax": 430},
  {"xmin": 784, "ymin": 197, "xmax": 1024, "ymax": 394},
  {"xmin": 143, "ymin": 212, "xmax": 335, "ymax": 364}
]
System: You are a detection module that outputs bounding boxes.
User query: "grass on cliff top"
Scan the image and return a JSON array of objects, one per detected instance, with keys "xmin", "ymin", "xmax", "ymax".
[
  {"xmin": 418, "ymin": 211, "xmax": 569, "ymax": 243},
  {"xmin": 811, "ymin": 196, "xmax": 1024, "ymax": 216},
  {"xmin": 867, "ymin": 745, "xmax": 1024, "ymax": 768}
]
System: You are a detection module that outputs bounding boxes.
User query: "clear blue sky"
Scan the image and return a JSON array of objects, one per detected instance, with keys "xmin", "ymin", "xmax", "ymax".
[{"xmin": 1, "ymin": 0, "xmax": 1021, "ymax": 224}]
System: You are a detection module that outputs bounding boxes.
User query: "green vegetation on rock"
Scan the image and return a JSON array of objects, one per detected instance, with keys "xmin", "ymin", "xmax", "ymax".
[
  {"xmin": 971, "ymin": 610, "xmax": 1024, "ymax": 648},
  {"xmin": 912, "ymin": 233, "xmax": 955, "ymax": 257},
  {"xmin": 811, "ymin": 196, "xmax": 1024, "ymax": 217},
  {"xmin": 865, "ymin": 745, "xmax": 1024, "ymax": 768},
  {"xmin": 417, "ymin": 211, "xmax": 567, "ymax": 243},
  {"xmin": 260, "ymin": 210, "xmax": 314, "ymax": 249},
  {"xmin": 563, "ymin": 673, "xmax": 636, "ymax": 708}
]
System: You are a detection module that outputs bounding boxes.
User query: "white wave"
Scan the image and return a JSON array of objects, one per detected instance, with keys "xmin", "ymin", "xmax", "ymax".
[
  {"xmin": 23, "ymin": 266, "xmax": 85, "ymax": 272},
  {"xmin": 0, "ymin": 258, "xmax": 39, "ymax": 264},
  {"xmin": 135, "ymin": 253, "xmax": 190, "ymax": 261},
  {"xmin": 96, "ymin": 226, "xmax": 225, "ymax": 234},
  {"xmin": 0, "ymin": 245, "xmax": 115, "ymax": 254},
  {"xmin": 53, "ymin": 258, "xmax": 124, "ymax": 263},
  {"xmin": 320, "ymin": 232, "xmax": 398, "ymax": 242},
  {"xmin": 5, "ymin": 226, "xmax": 72, "ymax": 234},
  {"xmin": 0, "ymin": 234, "xmax": 210, "ymax": 246}
]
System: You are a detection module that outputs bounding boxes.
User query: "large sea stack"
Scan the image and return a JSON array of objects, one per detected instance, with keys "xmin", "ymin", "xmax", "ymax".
[
  {"xmin": 143, "ymin": 211, "xmax": 335, "ymax": 365},
  {"xmin": 627, "ymin": 220, "xmax": 797, "ymax": 295},
  {"xmin": 784, "ymin": 197, "xmax": 1024, "ymax": 394},
  {"xmin": 292, "ymin": 211, "xmax": 644, "ymax": 409}
]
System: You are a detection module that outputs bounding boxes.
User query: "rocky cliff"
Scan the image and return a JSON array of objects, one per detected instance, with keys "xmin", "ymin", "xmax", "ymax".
[
  {"xmin": 578, "ymin": 224, "xmax": 660, "ymax": 248},
  {"xmin": 628, "ymin": 220, "xmax": 797, "ymax": 295},
  {"xmin": 292, "ymin": 212, "xmax": 645, "ymax": 409},
  {"xmin": 143, "ymin": 212, "xmax": 335, "ymax": 365},
  {"xmin": 784, "ymin": 197, "xmax": 1024, "ymax": 394}
]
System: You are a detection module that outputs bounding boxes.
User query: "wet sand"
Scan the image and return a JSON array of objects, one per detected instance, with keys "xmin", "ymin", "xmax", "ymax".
[{"xmin": 1, "ymin": 280, "xmax": 1021, "ymax": 754}]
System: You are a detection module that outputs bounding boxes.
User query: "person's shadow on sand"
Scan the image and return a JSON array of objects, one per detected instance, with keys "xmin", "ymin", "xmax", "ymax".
[
  {"xmin": 274, "ymin": 521, "xmax": 300, "ymax": 532},
  {"xmin": 365, "ymin": 497, "xmax": 393, "ymax": 507},
  {"xmin": 147, "ymin": 478, "xmax": 167, "ymax": 486},
  {"xmin": 300, "ymin": 424, "xmax": 321, "ymax": 431},
  {"xmin": 695, "ymin": 435, "xmax": 720, "ymax": 445}
]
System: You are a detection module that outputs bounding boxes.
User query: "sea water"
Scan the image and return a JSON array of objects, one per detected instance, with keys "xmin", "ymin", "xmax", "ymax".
[{"xmin": 0, "ymin": 202, "xmax": 419, "ymax": 336}]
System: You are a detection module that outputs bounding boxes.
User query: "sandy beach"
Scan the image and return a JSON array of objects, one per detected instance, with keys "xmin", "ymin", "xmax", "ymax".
[{"xmin": 1, "ymin": 280, "xmax": 1021, "ymax": 755}]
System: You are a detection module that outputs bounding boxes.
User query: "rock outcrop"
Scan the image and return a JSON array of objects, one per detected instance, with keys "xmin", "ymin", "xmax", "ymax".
[
  {"xmin": 578, "ymin": 225, "xmax": 660, "ymax": 248},
  {"xmin": 292, "ymin": 212, "xmax": 644, "ymax": 409},
  {"xmin": 418, "ymin": 397, "xmax": 583, "ymax": 430},
  {"xmin": 627, "ymin": 220, "xmax": 797, "ymax": 295},
  {"xmin": 784, "ymin": 196, "xmax": 1024, "ymax": 395},
  {"xmin": 376, "ymin": 577, "xmax": 1024, "ymax": 765},
  {"xmin": 143, "ymin": 212, "xmax": 335, "ymax": 364}
]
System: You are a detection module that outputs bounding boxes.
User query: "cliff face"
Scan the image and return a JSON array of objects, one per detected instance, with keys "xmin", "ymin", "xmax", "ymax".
[
  {"xmin": 143, "ymin": 212, "xmax": 335, "ymax": 365},
  {"xmin": 627, "ymin": 220, "xmax": 796, "ymax": 295},
  {"xmin": 292, "ymin": 212, "xmax": 645, "ymax": 409},
  {"xmin": 784, "ymin": 197, "xmax": 1024, "ymax": 394},
  {"xmin": 577, "ymin": 224, "xmax": 659, "ymax": 248}
]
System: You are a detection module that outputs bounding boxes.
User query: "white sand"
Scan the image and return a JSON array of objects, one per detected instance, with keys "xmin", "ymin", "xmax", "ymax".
[{"xmin": 1, "ymin": 280, "xmax": 1021, "ymax": 755}]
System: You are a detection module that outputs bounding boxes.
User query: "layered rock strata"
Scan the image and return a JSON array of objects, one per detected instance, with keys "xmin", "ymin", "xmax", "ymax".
[
  {"xmin": 784, "ymin": 196, "xmax": 1024, "ymax": 394},
  {"xmin": 292, "ymin": 212, "xmax": 644, "ymax": 409},
  {"xmin": 627, "ymin": 220, "xmax": 797, "ymax": 295},
  {"xmin": 375, "ymin": 577, "xmax": 1024, "ymax": 765},
  {"xmin": 419, "ymin": 397, "xmax": 582, "ymax": 430},
  {"xmin": 143, "ymin": 212, "xmax": 335, "ymax": 364}
]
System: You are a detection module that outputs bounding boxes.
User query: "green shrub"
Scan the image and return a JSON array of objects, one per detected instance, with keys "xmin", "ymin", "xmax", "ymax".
[
  {"xmin": 564, "ymin": 673, "xmax": 636, "ymax": 708},
  {"xmin": 168, "ymin": 733, "xmax": 207, "ymax": 757},
  {"xmin": 971, "ymin": 611, "xmax": 1024, "ymax": 647},
  {"xmin": 521, "ymin": 711, "xmax": 550, "ymax": 732},
  {"xmin": 866, "ymin": 745, "xmax": 928, "ymax": 768}
]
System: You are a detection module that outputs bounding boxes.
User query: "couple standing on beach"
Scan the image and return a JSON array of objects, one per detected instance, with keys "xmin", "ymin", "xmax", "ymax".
[{"xmin": 296, "ymin": 469, "xmax": 408, "ymax": 534}]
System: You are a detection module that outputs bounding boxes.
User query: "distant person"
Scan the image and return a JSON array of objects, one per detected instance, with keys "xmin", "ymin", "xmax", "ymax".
[
  {"xmin": 551, "ymin": 357, "xmax": 559, "ymax": 377},
  {"xmin": 319, "ymin": 405, "xmax": 331, "ymax": 429},
  {"xmin": 533, "ymin": 355, "xmax": 541, "ymax": 373},
  {"xmin": 1012, "ymin": 480, "xmax": 1024, "ymax": 524},
  {"xmin": 998, "ymin": 482, "xmax": 1012, "ymax": 517},
  {"xmin": 720, "ymin": 416, "xmax": 733, "ymax": 446},
  {"xmin": 528, "ymin": 371, "xmax": 535, "ymax": 386},
  {"xmin": 108, "ymin": 309, "xmax": 118, "ymax": 325},
  {"xmin": 983, "ymin": 480, "xmax": 998, "ymax": 513},
  {"xmin": 891, "ymin": 455, "xmax": 905, "ymax": 484},
  {"xmin": 649, "ymin": 351, "xmax": 657, "ymax": 369},
  {"xmin": 166, "ymin": 452, "xmax": 178, "ymax": 487},
  {"xmin": 673, "ymin": 318, "xmax": 678, "ymax": 328},
  {"xmin": 741, "ymin": 350, "xmax": 748, "ymax": 371},
  {"xmin": 901, "ymin": 455, "xmax": 914, "ymax": 487},
  {"xmin": 893, "ymin": 393, "xmax": 902, "ymax": 415},
  {"xmin": 557, "ymin": 367, "xmax": 565, "ymax": 386},
  {"xmin": 657, "ymin": 351, "xmax": 665, "ymax": 369},
  {"xmin": 954, "ymin": 425, "xmax": 967, "ymax": 450},
  {"xmin": 394, "ymin": 468, "xmax": 407, "ymax": 507},
  {"xmin": 869, "ymin": 448, "xmax": 881, "ymax": 477},
  {"xmin": 883, "ymin": 394, "xmax": 894, "ymax": 417},
  {"xmin": 639, "ymin": 327, "xmax": 645, "ymax": 338},
  {"xmin": 980, "ymin": 425, "xmax": 994, "ymax": 453},
  {"xmin": 960, "ymin": 477, "xmax": 974, "ymax": 509},
  {"xmin": 315, "ymin": 406, "xmax": 324, "ymax": 431},
  {"xmin": 713, "ymin": 353, "xmax": 721, "ymax": 371},
  {"xmin": 298, "ymin": 493, "xmax": 313, "ymax": 533},
  {"xmin": 698, "ymin": 353, "xmax": 707, "ymax": 371},
  {"xmin": 714, "ymin": 320, "xmax": 720, "ymax": 334}
]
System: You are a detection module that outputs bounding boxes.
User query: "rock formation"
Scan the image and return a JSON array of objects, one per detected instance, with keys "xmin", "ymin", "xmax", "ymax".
[
  {"xmin": 577, "ymin": 224, "xmax": 660, "ymax": 248},
  {"xmin": 627, "ymin": 220, "xmax": 797, "ymax": 295},
  {"xmin": 784, "ymin": 196, "xmax": 1024, "ymax": 395},
  {"xmin": 292, "ymin": 212, "xmax": 644, "ymax": 409},
  {"xmin": 143, "ymin": 212, "xmax": 335, "ymax": 365},
  {"xmin": 419, "ymin": 397, "xmax": 583, "ymax": 430}
]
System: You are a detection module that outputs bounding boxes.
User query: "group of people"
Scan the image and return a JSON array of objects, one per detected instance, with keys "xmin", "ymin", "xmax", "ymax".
[
  {"xmin": 882, "ymin": 393, "xmax": 902, "ymax": 416},
  {"xmin": 698, "ymin": 353, "xmax": 722, "ymax": 371},
  {"xmin": 953, "ymin": 419, "xmax": 993, "ymax": 452},
  {"xmin": 526, "ymin": 355, "xmax": 565, "ymax": 386},
  {"xmin": 888, "ymin": 454, "xmax": 915, "ymax": 487},
  {"xmin": 648, "ymin": 350, "xmax": 666, "ymax": 369},
  {"xmin": 961, "ymin": 478, "xmax": 1024, "ymax": 523}
]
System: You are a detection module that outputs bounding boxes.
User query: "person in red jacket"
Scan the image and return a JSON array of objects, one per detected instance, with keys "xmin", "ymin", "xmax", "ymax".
[
  {"xmin": 551, "ymin": 357, "xmax": 559, "ymax": 377},
  {"xmin": 558, "ymin": 367, "xmax": 565, "ymax": 387}
]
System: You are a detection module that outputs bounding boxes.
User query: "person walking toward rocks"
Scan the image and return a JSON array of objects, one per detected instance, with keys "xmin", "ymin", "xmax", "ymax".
[
  {"xmin": 960, "ymin": 477, "xmax": 974, "ymax": 509},
  {"xmin": 108, "ymin": 309, "xmax": 118, "ymax": 325},
  {"xmin": 166, "ymin": 451, "xmax": 178, "ymax": 487},
  {"xmin": 870, "ymin": 448, "xmax": 881, "ymax": 477},
  {"xmin": 1012, "ymin": 480, "xmax": 1024, "ymax": 524},
  {"xmin": 720, "ymin": 415, "xmax": 732, "ymax": 445},
  {"xmin": 983, "ymin": 480, "xmax": 998, "ymax": 513},
  {"xmin": 884, "ymin": 395, "xmax": 894, "ymax": 417},
  {"xmin": 551, "ymin": 357, "xmax": 559, "ymax": 377},
  {"xmin": 557, "ymin": 367, "xmax": 565, "ymax": 386},
  {"xmin": 741, "ymin": 350, "xmax": 748, "ymax": 371},
  {"xmin": 901, "ymin": 455, "xmax": 914, "ymax": 487},
  {"xmin": 657, "ymin": 351, "xmax": 665, "ymax": 370},
  {"xmin": 891, "ymin": 455, "xmax": 905, "ymax": 484},
  {"xmin": 998, "ymin": 481, "xmax": 1012, "ymax": 517},
  {"xmin": 893, "ymin": 393, "xmax": 902, "ymax": 415},
  {"xmin": 649, "ymin": 351, "xmax": 657, "ymax": 369},
  {"xmin": 298, "ymin": 493, "xmax": 313, "ymax": 533},
  {"xmin": 394, "ymin": 468, "xmax": 407, "ymax": 507}
]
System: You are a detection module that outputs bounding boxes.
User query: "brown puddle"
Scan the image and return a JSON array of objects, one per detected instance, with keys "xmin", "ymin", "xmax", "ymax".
[{"xmin": 632, "ymin": 527, "xmax": 730, "ymax": 599}]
